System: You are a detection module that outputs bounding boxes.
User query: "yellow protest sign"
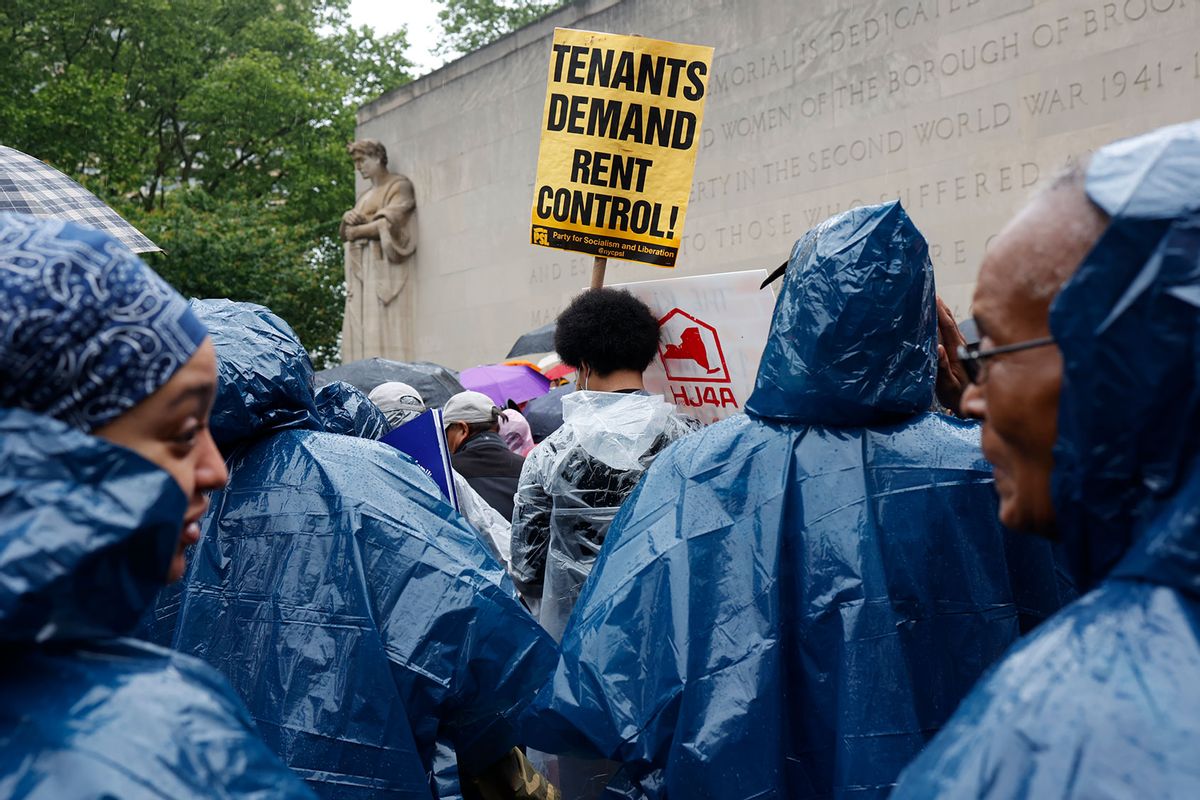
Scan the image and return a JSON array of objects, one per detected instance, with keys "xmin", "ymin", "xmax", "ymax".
[{"xmin": 530, "ymin": 28, "xmax": 713, "ymax": 268}]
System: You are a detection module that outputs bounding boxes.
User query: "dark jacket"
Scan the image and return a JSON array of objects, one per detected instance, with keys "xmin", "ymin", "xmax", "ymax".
[
  {"xmin": 892, "ymin": 120, "xmax": 1200, "ymax": 800},
  {"xmin": 521, "ymin": 201, "xmax": 1072, "ymax": 800},
  {"xmin": 153, "ymin": 300, "xmax": 556, "ymax": 800},
  {"xmin": 0, "ymin": 407, "xmax": 313, "ymax": 800},
  {"xmin": 452, "ymin": 430, "xmax": 525, "ymax": 519}
]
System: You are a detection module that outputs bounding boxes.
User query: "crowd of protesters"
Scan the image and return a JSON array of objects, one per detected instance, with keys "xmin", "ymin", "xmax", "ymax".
[{"xmin": 1, "ymin": 119, "xmax": 1198, "ymax": 800}]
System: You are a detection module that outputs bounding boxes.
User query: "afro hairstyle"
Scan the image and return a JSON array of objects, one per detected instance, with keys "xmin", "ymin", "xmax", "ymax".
[{"xmin": 554, "ymin": 288, "xmax": 661, "ymax": 376}]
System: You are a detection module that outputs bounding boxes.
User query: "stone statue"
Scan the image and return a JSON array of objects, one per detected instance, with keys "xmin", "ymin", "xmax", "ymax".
[{"xmin": 339, "ymin": 139, "xmax": 417, "ymax": 362}]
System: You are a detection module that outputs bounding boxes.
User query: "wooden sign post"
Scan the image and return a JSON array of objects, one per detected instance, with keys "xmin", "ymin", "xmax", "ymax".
[{"xmin": 590, "ymin": 255, "xmax": 607, "ymax": 289}]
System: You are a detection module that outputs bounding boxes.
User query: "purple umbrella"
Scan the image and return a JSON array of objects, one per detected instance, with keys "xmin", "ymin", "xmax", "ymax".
[{"xmin": 460, "ymin": 364, "xmax": 551, "ymax": 407}]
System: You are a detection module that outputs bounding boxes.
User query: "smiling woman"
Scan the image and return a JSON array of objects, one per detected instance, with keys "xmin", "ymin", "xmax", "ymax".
[{"xmin": 0, "ymin": 213, "xmax": 313, "ymax": 799}]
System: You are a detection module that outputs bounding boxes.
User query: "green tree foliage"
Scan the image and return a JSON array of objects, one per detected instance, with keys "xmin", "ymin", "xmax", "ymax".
[
  {"xmin": 0, "ymin": 0, "xmax": 412, "ymax": 364},
  {"xmin": 436, "ymin": 0, "xmax": 568, "ymax": 56},
  {"xmin": 121, "ymin": 193, "xmax": 347, "ymax": 366}
]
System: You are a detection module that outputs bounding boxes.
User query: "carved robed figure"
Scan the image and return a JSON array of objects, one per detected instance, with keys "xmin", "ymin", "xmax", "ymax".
[{"xmin": 340, "ymin": 139, "xmax": 417, "ymax": 361}]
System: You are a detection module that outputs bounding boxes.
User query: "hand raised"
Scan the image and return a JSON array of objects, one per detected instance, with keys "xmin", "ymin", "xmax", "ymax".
[{"xmin": 935, "ymin": 296, "xmax": 970, "ymax": 416}]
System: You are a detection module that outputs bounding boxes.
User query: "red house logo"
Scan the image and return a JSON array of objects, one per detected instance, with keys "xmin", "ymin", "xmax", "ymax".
[{"xmin": 657, "ymin": 309, "xmax": 730, "ymax": 384}]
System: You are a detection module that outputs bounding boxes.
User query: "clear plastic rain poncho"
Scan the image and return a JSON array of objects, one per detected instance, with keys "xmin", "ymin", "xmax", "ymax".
[
  {"xmin": 510, "ymin": 390, "xmax": 697, "ymax": 639},
  {"xmin": 520, "ymin": 201, "xmax": 1072, "ymax": 800},
  {"xmin": 153, "ymin": 300, "xmax": 556, "ymax": 800},
  {"xmin": 455, "ymin": 471, "xmax": 514, "ymax": 567},
  {"xmin": 892, "ymin": 121, "xmax": 1200, "ymax": 799}
]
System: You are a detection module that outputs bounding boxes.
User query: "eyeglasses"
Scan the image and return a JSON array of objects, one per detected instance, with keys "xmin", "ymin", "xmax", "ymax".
[{"xmin": 956, "ymin": 336, "xmax": 1055, "ymax": 384}]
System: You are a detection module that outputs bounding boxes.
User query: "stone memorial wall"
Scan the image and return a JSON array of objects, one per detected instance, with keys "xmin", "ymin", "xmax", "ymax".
[{"xmin": 357, "ymin": 0, "xmax": 1200, "ymax": 368}]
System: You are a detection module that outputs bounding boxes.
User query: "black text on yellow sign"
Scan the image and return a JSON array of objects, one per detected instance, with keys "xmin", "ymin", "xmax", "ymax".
[{"xmin": 530, "ymin": 29, "xmax": 713, "ymax": 267}]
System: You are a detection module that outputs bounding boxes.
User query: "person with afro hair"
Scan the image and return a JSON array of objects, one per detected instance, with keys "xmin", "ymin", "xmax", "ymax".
[
  {"xmin": 511, "ymin": 289, "xmax": 698, "ymax": 633},
  {"xmin": 510, "ymin": 287, "xmax": 698, "ymax": 799},
  {"xmin": 552, "ymin": 288, "xmax": 662, "ymax": 391}
]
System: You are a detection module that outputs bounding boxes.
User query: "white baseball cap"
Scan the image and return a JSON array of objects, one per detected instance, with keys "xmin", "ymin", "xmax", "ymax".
[
  {"xmin": 442, "ymin": 390, "xmax": 500, "ymax": 425},
  {"xmin": 368, "ymin": 381, "xmax": 426, "ymax": 428}
]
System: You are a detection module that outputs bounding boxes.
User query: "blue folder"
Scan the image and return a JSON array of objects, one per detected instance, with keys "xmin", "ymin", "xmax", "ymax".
[{"xmin": 380, "ymin": 408, "xmax": 460, "ymax": 510}]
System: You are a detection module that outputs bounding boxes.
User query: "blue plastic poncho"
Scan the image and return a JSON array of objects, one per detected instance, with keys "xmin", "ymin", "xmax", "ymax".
[
  {"xmin": 522, "ymin": 201, "xmax": 1070, "ymax": 799},
  {"xmin": 315, "ymin": 380, "xmax": 390, "ymax": 439},
  {"xmin": 161, "ymin": 300, "xmax": 556, "ymax": 799},
  {"xmin": 0, "ymin": 408, "xmax": 314, "ymax": 799},
  {"xmin": 892, "ymin": 121, "xmax": 1200, "ymax": 799}
]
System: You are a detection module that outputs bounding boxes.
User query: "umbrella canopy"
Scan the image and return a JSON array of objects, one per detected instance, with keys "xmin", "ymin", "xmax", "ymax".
[
  {"xmin": 0, "ymin": 145, "xmax": 159, "ymax": 254},
  {"xmin": 460, "ymin": 364, "xmax": 551, "ymax": 407},
  {"xmin": 523, "ymin": 384, "xmax": 573, "ymax": 443},
  {"xmin": 544, "ymin": 363, "xmax": 575, "ymax": 381},
  {"xmin": 315, "ymin": 358, "xmax": 464, "ymax": 409},
  {"xmin": 505, "ymin": 321, "xmax": 556, "ymax": 359}
]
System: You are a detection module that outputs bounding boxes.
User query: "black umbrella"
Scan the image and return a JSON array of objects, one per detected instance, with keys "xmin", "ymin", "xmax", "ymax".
[
  {"xmin": 505, "ymin": 321, "xmax": 556, "ymax": 359},
  {"xmin": 315, "ymin": 358, "xmax": 465, "ymax": 409},
  {"xmin": 524, "ymin": 384, "xmax": 573, "ymax": 443}
]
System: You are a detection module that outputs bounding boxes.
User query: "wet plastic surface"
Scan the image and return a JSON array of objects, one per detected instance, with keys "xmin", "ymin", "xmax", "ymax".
[
  {"xmin": 454, "ymin": 469, "xmax": 514, "ymax": 566},
  {"xmin": 745, "ymin": 202, "xmax": 936, "ymax": 425},
  {"xmin": 1053, "ymin": 120, "xmax": 1200, "ymax": 592},
  {"xmin": 510, "ymin": 391, "xmax": 697, "ymax": 640},
  {"xmin": 207, "ymin": 300, "xmax": 322, "ymax": 452},
  {"xmin": 0, "ymin": 407, "xmax": 313, "ymax": 799},
  {"xmin": 0, "ymin": 408, "xmax": 182, "ymax": 644},
  {"xmin": 522, "ymin": 202, "xmax": 1071, "ymax": 799},
  {"xmin": 892, "ymin": 120, "xmax": 1200, "ymax": 799},
  {"xmin": 161, "ymin": 301, "xmax": 557, "ymax": 799},
  {"xmin": 310, "ymin": 368, "xmax": 513, "ymax": 567},
  {"xmin": 315, "ymin": 380, "xmax": 390, "ymax": 440}
]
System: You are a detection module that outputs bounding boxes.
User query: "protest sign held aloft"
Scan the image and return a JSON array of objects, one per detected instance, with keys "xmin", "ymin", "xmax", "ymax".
[
  {"xmin": 614, "ymin": 271, "xmax": 775, "ymax": 424},
  {"xmin": 530, "ymin": 29, "xmax": 713, "ymax": 268}
]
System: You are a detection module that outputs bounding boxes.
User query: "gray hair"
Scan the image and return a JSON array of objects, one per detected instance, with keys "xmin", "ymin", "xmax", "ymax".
[{"xmin": 1020, "ymin": 158, "xmax": 1108, "ymax": 301}]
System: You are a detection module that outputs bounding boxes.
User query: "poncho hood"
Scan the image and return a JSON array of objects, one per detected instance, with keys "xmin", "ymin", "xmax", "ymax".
[
  {"xmin": 315, "ymin": 380, "xmax": 390, "ymax": 440},
  {"xmin": 561, "ymin": 391, "xmax": 675, "ymax": 471},
  {"xmin": 193, "ymin": 299, "xmax": 321, "ymax": 451},
  {"xmin": 746, "ymin": 201, "xmax": 935, "ymax": 425},
  {"xmin": 1051, "ymin": 119, "xmax": 1200, "ymax": 591},
  {"xmin": 0, "ymin": 407, "xmax": 185, "ymax": 643}
]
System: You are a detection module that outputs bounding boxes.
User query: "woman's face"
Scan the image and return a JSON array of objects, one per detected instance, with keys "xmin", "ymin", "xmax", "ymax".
[{"xmin": 93, "ymin": 339, "xmax": 228, "ymax": 582}]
